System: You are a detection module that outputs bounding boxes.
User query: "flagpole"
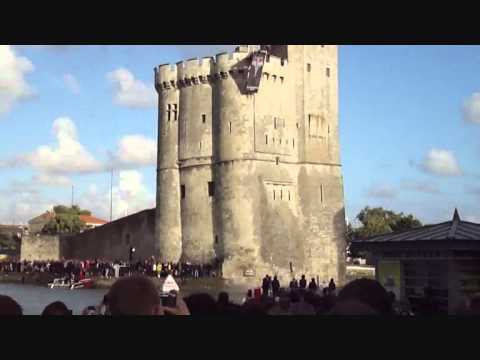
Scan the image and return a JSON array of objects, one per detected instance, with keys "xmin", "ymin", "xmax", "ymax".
[{"xmin": 110, "ymin": 169, "xmax": 113, "ymax": 222}]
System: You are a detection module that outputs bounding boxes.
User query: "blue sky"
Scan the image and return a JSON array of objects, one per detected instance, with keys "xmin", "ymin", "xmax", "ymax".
[{"xmin": 0, "ymin": 45, "xmax": 479, "ymax": 225}]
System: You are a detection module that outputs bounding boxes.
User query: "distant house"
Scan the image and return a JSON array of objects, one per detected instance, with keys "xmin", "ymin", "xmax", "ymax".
[
  {"xmin": 27, "ymin": 210, "xmax": 107, "ymax": 234},
  {"xmin": 79, "ymin": 214, "xmax": 107, "ymax": 230},
  {"xmin": 28, "ymin": 211, "xmax": 56, "ymax": 234}
]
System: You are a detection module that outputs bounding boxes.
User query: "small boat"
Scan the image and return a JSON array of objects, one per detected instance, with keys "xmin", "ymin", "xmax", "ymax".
[
  {"xmin": 70, "ymin": 278, "xmax": 94, "ymax": 290},
  {"xmin": 48, "ymin": 278, "xmax": 71, "ymax": 289}
]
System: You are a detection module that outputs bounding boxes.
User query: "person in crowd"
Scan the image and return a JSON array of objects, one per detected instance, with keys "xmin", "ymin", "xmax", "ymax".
[
  {"xmin": 41, "ymin": 301, "xmax": 72, "ymax": 316},
  {"xmin": 308, "ymin": 278, "xmax": 318, "ymax": 292},
  {"xmin": 106, "ymin": 275, "xmax": 190, "ymax": 315},
  {"xmin": 289, "ymin": 277, "xmax": 298, "ymax": 289},
  {"xmin": 262, "ymin": 274, "xmax": 270, "ymax": 296},
  {"xmin": 328, "ymin": 278, "xmax": 336, "ymax": 294},
  {"xmin": 0, "ymin": 295, "xmax": 23, "ymax": 315},
  {"xmin": 299, "ymin": 274, "xmax": 307, "ymax": 289},
  {"xmin": 271, "ymin": 275, "xmax": 280, "ymax": 297},
  {"xmin": 289, "ymin": 290, "xmax": 315, "ymax": 315}
]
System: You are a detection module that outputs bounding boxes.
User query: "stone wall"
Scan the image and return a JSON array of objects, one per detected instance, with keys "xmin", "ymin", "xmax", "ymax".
[
  {"xmin": 62, "ymin": 209, "xmax": 155, "ymax": 262},
  {"xmin": 20, "ymin": 235, "xmax": 60, "ymax": 261}
]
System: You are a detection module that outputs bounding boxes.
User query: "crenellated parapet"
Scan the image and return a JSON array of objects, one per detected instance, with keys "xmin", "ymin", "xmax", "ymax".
[
  {"xmin": 155, "ymin": 63, "xmax": 177, "ymax": 92},
  {"xmin": 177, "ymin": 57, "xmax": 214, "ymax": 88}
]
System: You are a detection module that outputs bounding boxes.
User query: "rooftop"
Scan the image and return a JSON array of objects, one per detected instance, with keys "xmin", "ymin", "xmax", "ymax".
[{"xmin": 352, "ymin": 209, "xmax": 480, "ymax": 244}]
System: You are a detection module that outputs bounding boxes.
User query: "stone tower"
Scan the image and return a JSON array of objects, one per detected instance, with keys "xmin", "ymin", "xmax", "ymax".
[{"xmin": 154, "ymin": 45, "xmax": 346, "ymax": 284}]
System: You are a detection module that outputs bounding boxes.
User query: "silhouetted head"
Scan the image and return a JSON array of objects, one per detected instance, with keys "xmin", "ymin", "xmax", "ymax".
[
  {"xmin": 337, "ymin": 278, "xmax": 393, "ymax": 315},
  {"xmin": 301, "ymin": 275, "xmax": 305, "ymax": 279},
  {"xmin": 42, "ymin": 301, "xmax": 72, "ymax": 316},
  {"xmin": 217, "ymin": 292, "xmax": 229, "ymax": 306},
  {"xmin": 0, "ymin": 295, "xmax": 22, "ymax": 315},
  {"xmin": 184, "ymin": 293, "xmax": 217, "ymax": 315},
  {"xmin": 328, "ymin": 300, "xmax": 378, "ymax": 316},
  {"xmin": 107, "ymin": 276, "xmax": 161, "ymax": 315}
]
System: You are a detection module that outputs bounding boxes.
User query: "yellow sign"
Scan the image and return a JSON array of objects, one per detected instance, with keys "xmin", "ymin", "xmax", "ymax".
[{"xmin": 378, "ymin": 260, "xmax": 401, "ymax": 299}]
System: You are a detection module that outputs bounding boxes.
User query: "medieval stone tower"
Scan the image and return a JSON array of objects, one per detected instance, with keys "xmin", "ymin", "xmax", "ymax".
[{"xmin": 154, "ymin": 45, "xmax": 346, "ymax": 284}]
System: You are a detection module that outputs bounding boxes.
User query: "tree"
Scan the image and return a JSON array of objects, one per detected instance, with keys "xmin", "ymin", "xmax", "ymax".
[
  {"xmin": 42, "ymin": 205, "xmax": 90, "ymax": 235},
  {"xmin": 352, "ymin": 206, "xmax": 422, "ymax": 240}
]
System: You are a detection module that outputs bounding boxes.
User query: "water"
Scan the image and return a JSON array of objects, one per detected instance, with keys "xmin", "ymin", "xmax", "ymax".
[
  {"xmin": 0, "ymin": 283, "xmax": 107, "ymax": 315},
  {"xmin": 0, "ymin": 280, "xmax": 251, "ymax": 315}
]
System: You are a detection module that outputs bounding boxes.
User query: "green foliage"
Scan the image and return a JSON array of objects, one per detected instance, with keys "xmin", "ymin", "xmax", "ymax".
[
  {"xmin": 42, "ymin": 205, "xmax": 90, "ymax": 235},
  {"xmin": 350, "ymin": 206, "xmax": 422, "ymax": 241}
]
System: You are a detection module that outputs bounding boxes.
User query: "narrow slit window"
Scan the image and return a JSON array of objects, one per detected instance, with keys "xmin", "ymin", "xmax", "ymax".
[
  {"xmin": 167, "ymin": 110, "xmax": 171, "ymax": 122},
  {"xmin": 320, "ymin": 184, "xmax": 323, "ymax": 203},
  {"xmin": 276, "ymin": 157, "xmax": 279, "ymax": 165},
  {"xmin": 265, "ymin": 135, "xmax": 268, "ymax": 144},
  {"xmin": 208, "ymin": 181, "xmax": 215, "ymax": 197},
  {"xmin": 229, "ymin": 122, "xmax": 232, "ymax": 133},
  {"xmin": 181, "ymin": 185, "xmax": 185, "ymax": 199},
  {"xmin": 293, "ymin": 139, "xmax": 295, "ymax": 148},
  {"xmin": 273, "ymin": 189, "xmax": 275, "ymax": 200},
  {"xmin": 307, "ymin": 63, "xmax": 311, "ymax": 72},
  {"xmin": 202, "ymin": 114, "xmax": 206, "ymax": 123},
  {"xmin": 279, "ymin": 139, "xmax": 282, "ymax": 144},
  {"xmin": 173, "ymin": 110, "xmax": 177, "ymax": 121},
  {"xmin": 215, "ymin": 235, "xmax": 218, "ymax": 244},
  {"xmin": 273, "ymin": 138, "xmax": 275, "ymax": 144},
  {"xmin": 326, "ymin": 67, "xmax": 330, "ymax": 77},
  {"xmin": 274, "ymin": 117, "xmax": 277, "ymax": 129},
  {"xmin": 199, "ymin": 142, "xmax": 202, "ymax": 150},
  {"xmin": 280, "ymin": 189, "xmax": 283, "ymax": 199},
  {"xmin": 288, "ymin": 191, "xmax": 291, "ymax": 201}
]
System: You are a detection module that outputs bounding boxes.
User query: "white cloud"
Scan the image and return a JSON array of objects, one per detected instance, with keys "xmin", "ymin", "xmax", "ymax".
[
  {"xmin": 111, "ymin": 134, "xmax": 157, "ymax": 168},
  {"xmin": 463, "ymin": 93, "xmax": 480, "ymax": 124},
  {"xmin": 78, "ymin": 170, "xmax": 155, "ymax": 221},
  {"xmin": 63, "ymin": 73, "xmax": 80, "ymax": 94},
  {"xmin": 106, "ymin": 67, "xmax": 156, "ymax": 108},
  {"xmin": 0, "ymin": 45, "xmax": 35, "ymax": 117},
  {"xmin": 32, "ymin": 173, "xmax": 72, "ymax": 187},
  {"xmin": 0, "ymin": 185, "xmax": 54, "ymax": 225},
  {"xmin": 366, "ymin": 184, "xmax": 397, "ymax": 199},
  {"xmin": 22, "ymin": 117, "xmax": 102, "ymax": 174},
  {"xmin": 400, "ymin": 179, "xmax": 441, "ymax": 194},
  {"xmin": 421, "ymin": 148, "xmax": 462, "ymax": 176}
]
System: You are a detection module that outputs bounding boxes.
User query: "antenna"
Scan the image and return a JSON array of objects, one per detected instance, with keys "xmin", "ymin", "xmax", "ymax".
[{"xmin": 110, "ymin": 168, "xmax": 113, "ymax": 222}]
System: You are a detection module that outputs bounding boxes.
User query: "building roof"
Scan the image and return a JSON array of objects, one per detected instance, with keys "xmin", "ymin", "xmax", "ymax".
[
  {"xmin": 28, "ymin": 211, "xmax": 55, "ymax": 224},
  {"xmin": 352, "ymin": 209, "xmax": 480, "ymax": 244},
  {"xmin": 79, "ymin": 214, "xmax": 107, "ymax": 225}
]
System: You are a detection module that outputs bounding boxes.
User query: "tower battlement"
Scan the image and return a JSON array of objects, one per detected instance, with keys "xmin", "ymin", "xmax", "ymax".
[{"xmin": 155, "ymin": 63, "xmax": 177, "ymax": 92}]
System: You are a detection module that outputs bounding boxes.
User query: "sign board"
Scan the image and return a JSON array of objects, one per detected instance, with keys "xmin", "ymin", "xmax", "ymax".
[
  {"xmin": 246, "ymin": 51, "xmax": 266, "ymax": 92},
  {"xmin": 377, "ymin": 260, "xmax": 401, "ymax": 300},
  {"xmin": 244, "ymin": 268, "xmax": 255, "ymax": 277},
  {"xmin": 162, "ymin": 274, "xmax": 180, "ymax": 293}
]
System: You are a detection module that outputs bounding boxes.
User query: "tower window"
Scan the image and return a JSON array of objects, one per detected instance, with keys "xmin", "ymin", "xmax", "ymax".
[
  {"xmin": 293, "ymin": 139, "xmax": 295, "ymax": 148},
  {"xmin": 320, "ymin": 184, "xmax": 324, "ymax": 203},
  {"xmin": 181, "ymin": 185, "xmax": 185, "ymax": 199},
  {"xmin": 280, "ymin": 76, "xmax": 284, "ymax": 84},
  {"xmin": 202, "ymin": 114, "xmax": 206, "ymax": 123},
  {"xmin": 208, "ymin": 181, "xmax": 215, "ymax": 197},
  {"xmin": 215, "ymin": 235, "xmax": 219, "ymax": 244},
  {"xmin": 265, "ymin": 135, "xmax": 268, "ymax": 144},
  {"xmin": 326, "ymin": 67, "xmax": 330, "ymax": 77},
  {"xmin": 173, "ymin": 110, "xmax": 177, "ymax": 121},
  {"xmin": 167, "ymin": 110, "xmax": 171, "ymax": 122},
  {"xmin": 276, "ymin": 157, "xmax": 279, "ymax": 165},
  {"xmin": 199, "ymin": 141, "xmax": 202, "ymax": 150},
  {"xmin": 280, "ymin": 189, "xmax": 283, "ymax": 199},
  {"xmin": 274, "ymin": 117, "xmax": 277, "ymax": 129},
  {"xmin": 288, "ymin": 191, "xmax": 291, "ymax": 201},
  {"xmin": 229, "ymin": 122, "xmax": 232, "ymax": 133},
  {"xmin": 273, "ymin": 189, "xmax": 275, "ymax": 200},
  {"xmin": 307, "ymin": 63, "xmax": 311, "ymax": 72}
]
